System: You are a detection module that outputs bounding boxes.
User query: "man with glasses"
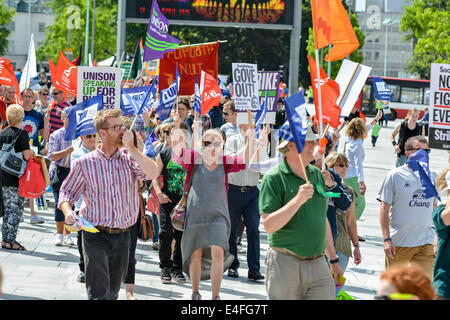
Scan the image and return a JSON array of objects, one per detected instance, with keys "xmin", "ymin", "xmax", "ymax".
[
  {"xmin": 58, "ymin": 109, "xmax": 159, "ymax": 300},
  {"xmin": 378, "ymin": 135, "xmax": 437, "ymax": 279},
  {"xmin": 47, "ymin": 88, "xmax": 71, "ymax": 135},
  {"xmin": 220, "ymin": 100, "xmax": 239, "ymax": 138}
]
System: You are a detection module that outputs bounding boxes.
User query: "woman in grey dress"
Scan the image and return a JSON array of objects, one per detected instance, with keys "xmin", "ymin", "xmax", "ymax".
[{"xmin": 173, "ymin": 126, "xmax": 251, "ymax": 300}]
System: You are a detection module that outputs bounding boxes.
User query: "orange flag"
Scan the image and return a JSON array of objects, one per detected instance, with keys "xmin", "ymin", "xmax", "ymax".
[
  {"xmin": 311, "ymin": 0, "xmax": 359, "ymax": 61},
  {"xmin": 53, "ymin": 50, "xmax": 77, "ymax": 96},
  {"xmin": 48, "ymin": 58, "xmax": 56, "ymax": 81},
  {"xmin": 200, "ymin": 70, "xmax": 221, "ymax": 115},
  {"xmin": 0, "ymin": 56, "xmax": 22, "ymax": 104},
  {"xmin": 308, "ymin": 55, "xmax": 341, "ymax": 128}
]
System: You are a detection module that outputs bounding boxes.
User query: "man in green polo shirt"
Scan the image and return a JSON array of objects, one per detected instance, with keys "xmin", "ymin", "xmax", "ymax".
[{"xmin": 259, "ymin": 125, "xmax": 343, "ymax": 300}]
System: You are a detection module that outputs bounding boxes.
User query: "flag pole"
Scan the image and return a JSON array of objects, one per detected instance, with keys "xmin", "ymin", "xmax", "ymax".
[
  {"xmin": 315, "ymin": 48, "xmax": 325, "ymax": 170},
  {"xmin": 298, "ymin": 154, "xmax": 310, "ymax": 184}
]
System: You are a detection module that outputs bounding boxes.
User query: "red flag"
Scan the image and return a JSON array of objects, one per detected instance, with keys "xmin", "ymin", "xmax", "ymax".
[
  {"xmin": 311, "ymin": 0, "xmax": 359, "ymax": 61},
  {"xmin": 0, "ymin": 56, "xmax": 22, "ymax": 104},
  {"xmin": 308, "ymin": 55, "xmax": 341, "ymax": 128},
  {"xmin": 159, "ymin": 41, "xmax": 219, "ymax": 95},
  {"xmin": 200, "ymin": 70, "xmax": 221, "ymax": 115},
  {"xmin": 48, "ymin": 58, "xmax": 56, "ymax": 82},
  {"xmin": 54, "ymin": 50, "xmax": 77, "ymax": 96}
]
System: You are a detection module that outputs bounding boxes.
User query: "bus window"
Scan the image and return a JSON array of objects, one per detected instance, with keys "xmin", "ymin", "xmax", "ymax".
[
  {"xmin": 387, "ymin": 84, "xmax": 400, "ymax": 102},
  {"xmin": 400, "ymin": 87, "xmax": 423, "ymax": 105},
  {"xmin": 424, "ymin": 88, "xmax": 430, "ymax": 105}
]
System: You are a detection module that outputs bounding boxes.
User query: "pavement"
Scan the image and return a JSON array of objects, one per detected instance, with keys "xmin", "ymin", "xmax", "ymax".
[{"xmin": 0, "ymin": 118, "xmax": 448, "ymax": 301}]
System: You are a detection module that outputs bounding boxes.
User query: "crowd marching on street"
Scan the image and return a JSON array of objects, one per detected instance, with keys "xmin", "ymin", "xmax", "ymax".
[{"xmin": 0, "ymin": 0, "xmax": 450, "ymax": 304}]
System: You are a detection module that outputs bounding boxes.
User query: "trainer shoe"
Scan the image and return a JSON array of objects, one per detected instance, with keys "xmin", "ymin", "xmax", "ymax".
[
  {"xmin": 191, "ymin": 292, "xmax": 202, "ymax": 300},
  {"xmin": 54, "ymin": 233, "xmax": 64, "ymax": 246},
  {"xmin": 172, "ymin": 269, "xmax": 186, "ymax": 283},
  {"xmin": 77, "ymin": 272, "xmax": 85, "ymax": 283},
  {"xmin": 237, "ymin": 244, "xmax": 247, "ymax": 254},
  {"xmin": 161, "ymin": 267, "xmax": 172, "ymax": 284},
  {"xmin": 152, "ymin": 241, "xmax": 159, "ymax": 250},
  {"xmin": 63, "ymin": 235, "xmax": 75, "ymax": 246},
  {"xmin": 30, "ymin": 215, "xmax": 45, "ymax": 224}
]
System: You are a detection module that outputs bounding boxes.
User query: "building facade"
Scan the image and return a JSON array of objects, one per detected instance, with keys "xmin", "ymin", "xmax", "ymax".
[
  {"xmin": 354, "ymin": 0, "xmax": 415, "ymax": 79},
  {"xmin": 3, "ymin": 0, "xmax": 54, "ymax": 70}
]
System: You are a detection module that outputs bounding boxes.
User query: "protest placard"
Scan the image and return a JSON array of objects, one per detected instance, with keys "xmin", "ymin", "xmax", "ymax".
[
  {"xmin": 77, "ymin": 66, "xmax": 121, "ymax": 109},
  {"xmin": 232, "ymin": 63, "xmax": 259, "ymax": 124},
  {"xmin": 258, "ymin": 71, "xmax": 281, "ymax": 124},
  {"xmin": 429, "ymin": 63, "xmax": 450, "ymax": 150}
]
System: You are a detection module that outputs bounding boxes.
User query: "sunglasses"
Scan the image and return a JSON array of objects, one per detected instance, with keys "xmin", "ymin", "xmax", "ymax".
[
  {"xmin": 203, "ymin": 140, "xmax": 221, "ymax": 148},
  {"xmin": 40, "ymin": 93, "xmax": 49, "ymax": 96},
  {"xmin": 407, "ymin": 148, "xmax": 431, "ymax": 154},
  {"xmin": 52, "ymin": 91, "xmax": 63, "ymax": 95},
  {"xmin": 334, "ymin": 164, "xmax": 348, "ymax": 168},
  {"xmin": 85, "ymin": 134, "xmax": 96, "ymax": 139},
  {"xmin": 222, "ymin": 112, "xmax": 229, "ymax": 116},
  {"xmin": 164, "ymin": 130, "xmax": 171, "ymax": 136}
]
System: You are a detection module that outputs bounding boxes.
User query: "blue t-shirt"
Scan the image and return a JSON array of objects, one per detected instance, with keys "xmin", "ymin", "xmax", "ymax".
[{"xmin": 21, "ymin": 109, "xmax": 44, "ymax": 147}]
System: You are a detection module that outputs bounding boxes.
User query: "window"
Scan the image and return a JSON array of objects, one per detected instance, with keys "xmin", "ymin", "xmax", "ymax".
[
  {"xmin": 7, "ymin": 21, "xmax": 15, "ymax": 31},
  {"xmin": 374, "ymin": 52, "xmax": 379, "ymax": 60},
  {"xmin": 7, "ymin": 41, "xmax": 14, "ymax": 55},
  {"xmin": 38, "ymin": 23, "xmax": 46, "ymax": 33},
  {"xmin": 365, "ymin": 51, "xmax": 372, "ymax": 60},
  {"xmin": 387, "ymin": 84, "xmax": 400, "ymax": 102},
  {"xmin": 400, "ymin": 87, "xmax": 423, "ymax": 105}
]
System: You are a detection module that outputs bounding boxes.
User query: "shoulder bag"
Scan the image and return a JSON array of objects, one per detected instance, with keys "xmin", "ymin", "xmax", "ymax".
[
  {"xmin": 0, "ymin": 129, "xmax": 28, "ymax": 178},
  {"xmin": 137, "ymin": 191, "xmax": 155, "ymax": 241},
  {"xmin": 170, "ymin": 164, "xmax": 198, "ymax": 231}
]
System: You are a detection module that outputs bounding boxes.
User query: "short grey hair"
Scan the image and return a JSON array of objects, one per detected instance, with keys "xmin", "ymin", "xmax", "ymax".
[{"xmin": 405, "ymin": 135, "xmax": 428, "ymax": 151}]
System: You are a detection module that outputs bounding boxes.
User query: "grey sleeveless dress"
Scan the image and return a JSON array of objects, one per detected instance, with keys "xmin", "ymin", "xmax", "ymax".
[{"xmin": 181, "ymin": 161, "xmax": 234, "ymax": 280}]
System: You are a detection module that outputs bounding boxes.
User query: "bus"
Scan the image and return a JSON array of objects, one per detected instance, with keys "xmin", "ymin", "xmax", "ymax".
[{"xmin": 360, "ymin": 76, "xmax": 430, "ymax": 120}]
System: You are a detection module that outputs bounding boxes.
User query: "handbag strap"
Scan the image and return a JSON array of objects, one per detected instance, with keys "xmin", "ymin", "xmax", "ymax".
[
  {"xmin": 4, "ymin": 129, "xmax": 24, "ymax": 151},
  {"xmin": 183, "ymin": 164, "xmax": 198, "ymax": 196}
]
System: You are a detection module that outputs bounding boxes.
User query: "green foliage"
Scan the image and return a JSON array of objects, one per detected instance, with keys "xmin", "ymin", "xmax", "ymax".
[
  {"xmin": 36, "ymin": 0, "xmax": 117, "ymax": 64},
  {"xmin": 0, "ymin": 0, "xmax": 15, "ymax": 56},
  {"xmin": 306, "ymin": 11, "xmax": 365, "ymax": 80},
  {"xmin": 400, "ymin": 0, "xmax": 449, "ymax": 79}
]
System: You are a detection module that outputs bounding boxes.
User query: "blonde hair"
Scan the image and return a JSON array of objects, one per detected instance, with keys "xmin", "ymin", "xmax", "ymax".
[
  {"xmin": 325, "ymin": 152, "xmax": 349, "ymax": 168},
  {"xmin": 6, "ymin": 104, "xmax": 25, "ymax": 126},
  {"xmin": 346, "ymin": 118, "xmax": 366, "ymax": 140},
  {"xmin": 202, "ymin": 129, "xmax": 224, "ymax": 144},
  {"xmin": 93, "ymin": 109, "xmax": 123, "ymax": 131},
  {"xmin": 405, "ymin": 107, "xmax": 419, "ymax": 121},
  {"xmin": 436, "ymin": 168, "xmax": 450, "ymax": 191}
]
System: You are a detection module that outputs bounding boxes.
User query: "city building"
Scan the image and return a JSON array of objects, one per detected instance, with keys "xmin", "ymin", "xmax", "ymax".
[
  {"xmin": 3, "ymin": 0, "xmax": 54, "ymax": 70},
  {"xmin": 354, "ymin": 0, "xmax": 415, "ymax": 79}
]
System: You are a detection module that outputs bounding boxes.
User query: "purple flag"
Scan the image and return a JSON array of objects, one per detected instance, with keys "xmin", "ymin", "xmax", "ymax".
[{"xmin": 143, "ymin": 0, "xmax": 181, "ymax": 62}]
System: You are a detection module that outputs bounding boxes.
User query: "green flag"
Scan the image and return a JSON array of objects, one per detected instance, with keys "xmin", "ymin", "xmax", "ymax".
[
  {"xmin": 314, "ymin": 184, "xmax": 340, "ymax": 198},
  {"xmin": 129, "ymin": 40, "xmax": 142, "ymax": 80}
]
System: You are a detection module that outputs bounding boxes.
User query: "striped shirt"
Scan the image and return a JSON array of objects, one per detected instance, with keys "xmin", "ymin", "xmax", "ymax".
[
  {"xmin": 58, "ymin": 146, "xmax": 149, "ymax": 229},
  {"xmin": 47, "ymin": 126, "xmax": 72, "ymax": 179},
  {"xmin": 49, "ymin": 100, "xmax": 71, "ymax": 134}
]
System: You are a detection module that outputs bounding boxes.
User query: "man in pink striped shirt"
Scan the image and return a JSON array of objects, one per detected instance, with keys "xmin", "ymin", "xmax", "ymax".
[{"xmin": 58, "ymin": 109, "xmax": 158, "ymax": 300}]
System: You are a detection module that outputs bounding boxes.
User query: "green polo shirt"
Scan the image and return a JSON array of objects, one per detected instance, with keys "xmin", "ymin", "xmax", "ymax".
[
  {"xmin": 259, "ymin": 158, "xmax": 328, "ymax": 257},
  {"xmin": 432, "ymin": 204, "xmax": 450, "ymax": 298}
]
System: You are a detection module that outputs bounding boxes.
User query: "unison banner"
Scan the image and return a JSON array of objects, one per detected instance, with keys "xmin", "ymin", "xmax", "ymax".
[
  {"xmin": 159, "ymin": 41, "xmax": 219, "ymax": 95},
  {"xmin": 429, "ymin": 63, "xmax": 450, "ymax": 150},
  {"xmin": 77, "ymin": 67, "xmax": 122, "ymax": 109}
]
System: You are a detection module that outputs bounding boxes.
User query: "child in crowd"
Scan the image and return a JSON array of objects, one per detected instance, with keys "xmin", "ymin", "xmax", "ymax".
[{"xmin": 371, "ymin": 119, "xmax": 381, "ymax": 147}]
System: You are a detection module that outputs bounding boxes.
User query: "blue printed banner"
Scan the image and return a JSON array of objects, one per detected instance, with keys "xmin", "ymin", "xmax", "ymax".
[
  {"xmin": 372, "ymin": 76, "xmax": 393, "ymax": 101},
  {"xmin": 283, "ymin": 91, "xmax": 308, "ymax": 153},
  {"xmin": 121, "ymin": 76, "xmax": 158, "ymax": 116},
  {"xmin": 65, "ymin": 94, "xmax": 104, "ymax": 141},
  {"xmin": 407, "ymin": 149, "xmax": 440, "ymax": 200},
  {"xmin": 255, "ymin": 91, "xmax": 268, "ymax": 139}
]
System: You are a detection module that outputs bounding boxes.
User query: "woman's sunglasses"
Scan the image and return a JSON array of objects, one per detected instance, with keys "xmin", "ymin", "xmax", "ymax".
[{"xmin": 203, "ymin": 140, "xmax": 221, "ymax": 148}]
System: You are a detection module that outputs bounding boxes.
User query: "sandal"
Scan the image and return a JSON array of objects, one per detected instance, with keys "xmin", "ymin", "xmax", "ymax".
[
  {"xmin": 1, "ymin": 240, "xmax": 10, "ymax": 249},
  {"xmin": 6, "ymin": 241, "xmax": 26, "ymax": 251}
]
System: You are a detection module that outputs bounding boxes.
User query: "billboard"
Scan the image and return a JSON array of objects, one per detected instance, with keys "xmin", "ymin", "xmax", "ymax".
[{"xmin": 126, "ymin": 0, "xmax": 293, "ymax": 26}]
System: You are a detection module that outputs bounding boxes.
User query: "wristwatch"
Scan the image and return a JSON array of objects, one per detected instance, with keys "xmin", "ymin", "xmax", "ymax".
[
  {"xmin": 392, "ymin": 141, "xmax": 397, "ymax": 146},
  {"xmin": 384, "ymin": 238, "xmax": 392, "ymax": 242},
  {"xmin": 329, "ymin": 257, "xmax": 340, "ymax": 264}
]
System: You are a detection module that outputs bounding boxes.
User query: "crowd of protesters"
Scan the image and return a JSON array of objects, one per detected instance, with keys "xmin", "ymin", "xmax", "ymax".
[{"xmin": 0, "ymin": 68, "xmax": 449, "ymax": 302}]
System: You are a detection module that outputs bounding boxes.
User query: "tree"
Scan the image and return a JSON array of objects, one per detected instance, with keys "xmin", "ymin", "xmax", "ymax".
[
  {"xmin": 306, "ymin": 8, "xmax": 365, "ymax": 80},
  {"xmin": 37, "ymin": 0, "xmax": 117, "ymax": 64},
  {"xmin": 0, "ymin": 0, "xmax": 15, "ymax": 56},
  {"xmin": 400, "ymin": 0, "xmax": 449, "ymax": 79}
]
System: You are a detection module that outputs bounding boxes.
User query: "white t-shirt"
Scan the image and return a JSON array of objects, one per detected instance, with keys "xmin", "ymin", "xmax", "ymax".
[{"xmin": 377, "ymin": 164, "xmax": 436, "ymax": 247}]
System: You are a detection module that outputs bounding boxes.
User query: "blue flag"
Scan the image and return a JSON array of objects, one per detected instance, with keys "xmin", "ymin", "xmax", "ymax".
[
  {"xmin": 218, "ymin": 77, "xmax": 231, "ymax": 98},
  {"xmin": 65, "ymin": 95, "xmax": 104, "ymax": 141},
  {"xmin": 372, "ymin": 76, "xmax": 393, "ymax": 101},
  {"xmin": 255, "ymin": 91, "xmax": 268, "ymax": 139},
  {"xmin": 121, "ymin": 76, "xmax": 158, "ymax": 116},
  {"xmin": 149, "ymin": 129, "xmax": 158, "ymax": 143},
  {"xmin": 156, "ymin": 64, "xmax": 180, "ymax": 121},
  {"xmin": 144, "ymin": 131, "xmax": 157, "ymax": 159},
  {"xmin": 407, "ymin": 149, "xmax": 440, "ymax": 200},
  {"xmin": 193, "ymin": 77, "xmax": 201, "ymax": 114},
  {"xmin": 283, "ymin": 91, "xmax": 308, "ymax": 153}
]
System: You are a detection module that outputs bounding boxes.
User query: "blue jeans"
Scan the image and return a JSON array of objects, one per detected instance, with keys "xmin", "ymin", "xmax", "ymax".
[
  {"xmin": 152, "ymin": 212, "xmax": 159, "ymax": 243},
  {"xmin": 336, "ymin": 251, "xmax": 350, "ymax": 273},
  {"xmin": 227, "ymin": 185, "xmax": 261, "ymax": 271}
]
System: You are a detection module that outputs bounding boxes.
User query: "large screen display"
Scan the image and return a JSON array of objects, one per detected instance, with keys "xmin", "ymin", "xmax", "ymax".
[{"xmin": 126, "ymin": 0, "xmax": 293, "ymax": 25}]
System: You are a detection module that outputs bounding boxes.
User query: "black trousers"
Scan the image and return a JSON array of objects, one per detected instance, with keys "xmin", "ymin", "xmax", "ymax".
[
  {"xmin": 124, "ymin": 217, "xmax": 140, "ymax": 284},
  {"xmin": 158, "ymin": 199, "xmax": 183, "ymax": 271},
  {"xmin": 82, "ymin": 230, "xmax": 131, "ymax": 300}
]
